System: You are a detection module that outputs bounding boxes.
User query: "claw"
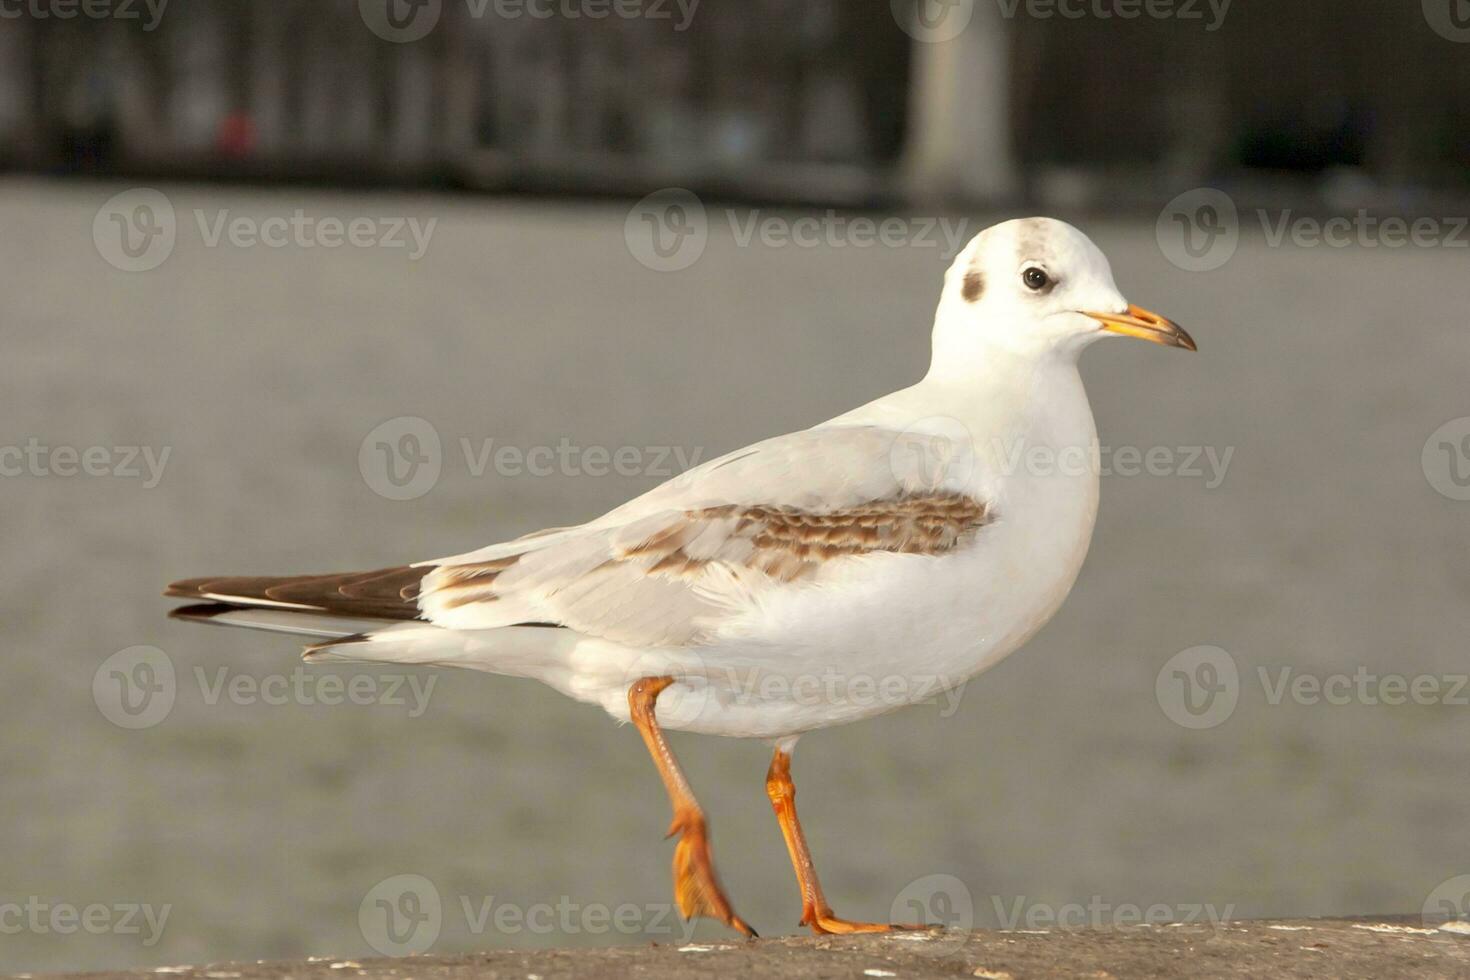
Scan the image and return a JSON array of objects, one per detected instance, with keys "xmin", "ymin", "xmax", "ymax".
[
  {"xmin": 806, "ymin": 911, "xmax": 931, "ymax": 935},
  {"xmin": 669, "ymin": 808, "xmax": 757, "ymax": 938}
]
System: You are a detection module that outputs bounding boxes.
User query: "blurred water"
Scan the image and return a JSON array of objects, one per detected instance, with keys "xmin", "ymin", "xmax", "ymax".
[{"xmin": 2, "ymin": 179, "xmax": 1468, "ymax": 972}]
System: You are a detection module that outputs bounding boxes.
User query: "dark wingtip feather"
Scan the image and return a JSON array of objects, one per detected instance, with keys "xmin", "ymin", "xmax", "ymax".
[
  {"xmin": 302, "ymin": 633, "xmax": 373, "ymax": 657},
  {"xmin": 167, "ymin": 602, "xmax": 238, "ymax": 623},
  {"xmin": 164, "ymin": 578, "xmax": 213, "ymax": 599},
  {"xmin": 161, "ymin": 566, "xmax": 429, "ymax": 619}
]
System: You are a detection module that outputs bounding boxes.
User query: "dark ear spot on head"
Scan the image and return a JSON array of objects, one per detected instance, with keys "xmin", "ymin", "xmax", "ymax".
[{"xmin": 962, "ymin": 269, "xmax": 984, "ymax": 303}]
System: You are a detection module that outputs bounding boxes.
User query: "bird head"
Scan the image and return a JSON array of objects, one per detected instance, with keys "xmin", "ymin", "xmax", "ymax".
[{"xmin": 932, "ymin": 217, "xmax": 1195, "ymax": 367}]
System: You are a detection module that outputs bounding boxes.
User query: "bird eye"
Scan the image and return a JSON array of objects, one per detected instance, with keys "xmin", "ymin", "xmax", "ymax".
[{"xmin": 1022, "ymin": 267, "xmax": 1051, "ymax": 291}]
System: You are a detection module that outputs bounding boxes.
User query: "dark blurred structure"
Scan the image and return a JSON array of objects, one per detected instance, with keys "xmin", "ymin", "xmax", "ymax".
[
  {"xmin": 0, "ymin": 0, "xmax": 910, "ymax": 200},
  {"xmin": 1010, "ymin": 2, "xmax": 1470, "ymax": 196},
  {"xmin": 1, "ymin": 0, "xmax": 1466, "ymax": 204}
]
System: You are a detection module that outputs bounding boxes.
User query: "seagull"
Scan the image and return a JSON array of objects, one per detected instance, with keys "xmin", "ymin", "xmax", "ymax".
[{"xmin": 166, "ymin": 217, "xmax": 1194, "ymax": 938}]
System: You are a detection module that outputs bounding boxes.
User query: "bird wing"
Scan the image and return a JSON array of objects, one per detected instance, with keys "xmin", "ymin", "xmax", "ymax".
[{"xmin": 417, "ymin": 424, "xmax": 991, "ymax": 647}]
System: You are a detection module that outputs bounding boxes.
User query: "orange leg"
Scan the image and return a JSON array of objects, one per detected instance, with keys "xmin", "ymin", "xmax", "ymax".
[
  {"xmin": 628, "ymin": 676, "xmax": 756, "ymax": 939},
  {"xmin": 765, "ymin": 746, "xmax": 928, "ymax": 935}
]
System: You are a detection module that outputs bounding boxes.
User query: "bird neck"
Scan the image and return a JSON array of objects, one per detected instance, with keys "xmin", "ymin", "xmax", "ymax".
[{"xmin": 911, "ymin": 341, "xmax": 1095, "ymax": 451}]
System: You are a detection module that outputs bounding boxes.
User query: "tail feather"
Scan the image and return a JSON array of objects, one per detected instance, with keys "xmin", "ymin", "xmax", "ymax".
[
  {"xmin": 165, "ymin": 566, "xmax": 428, "ymax": 620},
  {"xmin": 169, "ymin": 602, "xmax": 379, "ymax": 640},
  {"xmin": 166, "ymin": 568, "xmax": 574, "ymax": 676}
]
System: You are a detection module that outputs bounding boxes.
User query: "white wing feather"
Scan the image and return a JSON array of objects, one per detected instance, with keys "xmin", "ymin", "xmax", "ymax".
[{"xmin": 416, "ymin": 425, "xmax": 989, "ymax": 648}]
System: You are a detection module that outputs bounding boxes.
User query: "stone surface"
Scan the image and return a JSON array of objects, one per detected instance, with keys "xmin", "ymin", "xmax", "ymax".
[{"xmin": 30, "ymin": 919, "xmax": 1470, "ymax": 980}]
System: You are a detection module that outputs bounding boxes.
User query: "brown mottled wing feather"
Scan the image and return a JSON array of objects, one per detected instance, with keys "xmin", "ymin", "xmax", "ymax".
[
  {"xmin": 418, "ymin": 491, "xmax": 990, "ymax": 645},
  {"xmin": 165, "ymin": 565, "xmax": 427, "ymax": 620},
  {"xmin": 169, "ymin": 427, "xmax": 993, "ymax": 646}
]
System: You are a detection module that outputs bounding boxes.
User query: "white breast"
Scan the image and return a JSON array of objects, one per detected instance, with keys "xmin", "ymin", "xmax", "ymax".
[{"xmin": 608, "ymin": 361, "xmax": 1103, "ymax": 739}]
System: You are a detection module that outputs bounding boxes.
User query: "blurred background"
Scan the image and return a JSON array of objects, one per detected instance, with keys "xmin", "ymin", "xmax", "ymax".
[{"xmin": 4, "ymin": 0, "xmax": 1470, "ymax": 973}]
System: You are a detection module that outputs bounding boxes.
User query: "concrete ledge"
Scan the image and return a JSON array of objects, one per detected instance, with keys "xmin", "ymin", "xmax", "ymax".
[{"xmin": 36, "ymin": 918, "xmax": 1470, "ymax": 980}]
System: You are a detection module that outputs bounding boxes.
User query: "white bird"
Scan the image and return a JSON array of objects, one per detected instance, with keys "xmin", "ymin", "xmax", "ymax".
[{"xmin": 167, "ymin": 217, "xmax": 1195, "ymax": 938}]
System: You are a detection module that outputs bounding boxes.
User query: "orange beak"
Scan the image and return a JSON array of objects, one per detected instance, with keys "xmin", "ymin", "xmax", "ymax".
[{"xmin": 1084, "ymin": 304, "xmax": 1196, "ymax": 351}]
